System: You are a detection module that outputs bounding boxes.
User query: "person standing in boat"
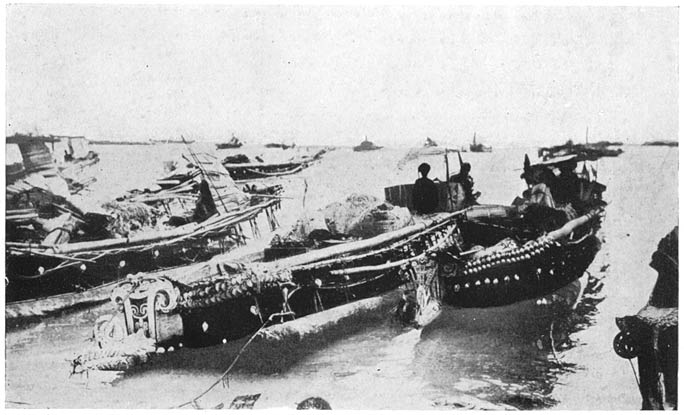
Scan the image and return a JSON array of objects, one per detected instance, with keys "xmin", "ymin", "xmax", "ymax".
[
  {"xmin": 413, "ymin": 163, "xmax": 439, "ymax": 214},
  {"xmin": 449, "ymin": 162, "xmax": 480, "ymax": 205},
  {"xmin": 553, "ymin": 160, "xmax": 581, "ymax": 206},
  {"xmin": 192, "ymin": 179, "xmax": 218, "ymax": 222}
]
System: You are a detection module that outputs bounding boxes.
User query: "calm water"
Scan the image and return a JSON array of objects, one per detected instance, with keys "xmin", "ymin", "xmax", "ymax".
[{"xmin": 5, "ymin": 143, "xmax": 678, "ymax": 409}]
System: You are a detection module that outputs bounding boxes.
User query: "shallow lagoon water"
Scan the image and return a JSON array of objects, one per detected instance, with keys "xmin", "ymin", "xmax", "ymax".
[{"xmin": 5, "ymin": 143, "xmax": 678, "ymax": 409}]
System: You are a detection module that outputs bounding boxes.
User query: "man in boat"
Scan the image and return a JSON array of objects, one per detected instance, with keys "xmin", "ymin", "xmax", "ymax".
[
  {"xmin": 192, "ymin": 179, "xmax": 218, "ymax": 222},
  {"xmin": 412, "ymin": 163, "xmax": 439, "ymax": 214},
  {"xmin": 449, "ymin": 162, "xmax": 480, "ymax": 205},
  {"xmin": 521, "ymin": 163, "xmax": 557, "ymax": 208},
  {"xmin": 553, "ymin": 159, "xmax": 581, "ymax": 206}
]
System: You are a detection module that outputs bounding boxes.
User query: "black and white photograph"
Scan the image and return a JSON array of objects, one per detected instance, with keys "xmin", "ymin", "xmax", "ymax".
[{"xmin": 4, "ymin": 3, "xmax": 679, "ymax": 410}]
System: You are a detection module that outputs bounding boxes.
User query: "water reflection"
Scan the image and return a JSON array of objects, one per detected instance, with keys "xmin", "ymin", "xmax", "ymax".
[{"xmin": 414, "ymin": 270, "xmax": 606, "ymax": 410}]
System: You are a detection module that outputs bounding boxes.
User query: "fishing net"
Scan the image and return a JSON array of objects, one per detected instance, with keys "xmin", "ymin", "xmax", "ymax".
[
  {"xmin": 324, "ymin": 194, "xmax": 412, "ymax": 238},
  {"xmin": 102, "ymin": 201, "xmax": 157, "ymax": 237},
  {"xmin": 324, "ymin": 194, "xmax": 380, "ymax": 236}
]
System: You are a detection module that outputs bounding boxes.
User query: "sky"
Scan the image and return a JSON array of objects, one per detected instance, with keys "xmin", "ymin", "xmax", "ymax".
[{"xmin": 5, "ymin": 5, "xmax": 679, "ymax": 147}]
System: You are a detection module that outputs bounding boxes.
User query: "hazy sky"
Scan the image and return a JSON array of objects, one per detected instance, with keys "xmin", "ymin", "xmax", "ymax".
[{"xmin": 6, "ymin": 5, "xmax": 679, "ymax": 147}]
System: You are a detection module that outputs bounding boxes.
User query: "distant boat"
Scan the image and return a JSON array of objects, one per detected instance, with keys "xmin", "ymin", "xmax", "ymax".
[
  {"xmin": 90, "ymin": 139, "xmax": 153, "ymax": 145},
  {"xmin": 216, "ymin": 135, "xmax": 243, "ymax": 149},
  {"xmin": 539, "ymin": 127, "xmax": 624, "ymax": 161},
  {"xmin": 222, "ymin": 149, "xmax": 329, "ymax": 181},
  {"xmin": 538, "ymin": 140, "xmax": 624, "ymax": 161},
  {"xmin": 265, "ymin": 142, "xmax": 296, "ymax": 149},
  {"xmin": 151, "ymin": 138, "xmax": 195, "ymax": 145},
  {"xmin": 353, "ymin": 137, "xmax": 383, "ymax": 152},
  {"xmin": 643, "ymin": 140, "xmax": 678, "ymax": 147},
  {"xmin": 469, "ymin": 133, "xmax": 492, "ymax": 153}
]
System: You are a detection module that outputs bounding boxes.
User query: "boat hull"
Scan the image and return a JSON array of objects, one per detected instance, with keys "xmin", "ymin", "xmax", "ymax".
[
  {"xmin": 177, "ymin": 269, "xmax": 408, "ymax": 347},
  {"xmin": 5, "ymin": 232, "xmax": 240, "ymax": 303},
  {"xmin": 439, "ymin": 232, "xmax": 600, "ymax": 308}
]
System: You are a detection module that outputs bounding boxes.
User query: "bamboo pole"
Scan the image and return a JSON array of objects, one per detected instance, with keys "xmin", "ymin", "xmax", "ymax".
[
  {"xmin": 299, "ymin": 218, "xmax": 453, "ymax": 271},
  {"xmin": 274, "ymin": 210, "xmax": 464, "ymax": 269},
  {"xmin": 445, "ymin": 149, "xmax": 453, "ymax": 209},
  {"xmin": 547, "ymin": 208, "xmax": 601, "ymax": 241},
  {"xmin": 327, "ymin": 224, "xmax": 456, "ymax": 276}
]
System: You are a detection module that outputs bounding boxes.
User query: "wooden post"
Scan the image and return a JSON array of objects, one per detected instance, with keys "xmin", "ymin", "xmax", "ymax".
[{"xmin": 445, "ymin": 150, "xmax": 453, "ymax": 211}]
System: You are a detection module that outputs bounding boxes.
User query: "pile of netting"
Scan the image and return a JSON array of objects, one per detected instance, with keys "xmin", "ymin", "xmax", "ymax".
[
  {"xmin": 324, "ymin": 194, "xmax": 412, "ymax": 238},
  {"xmin": 102, "ymin": 201, "xmax": 159, "ymax": 237}
]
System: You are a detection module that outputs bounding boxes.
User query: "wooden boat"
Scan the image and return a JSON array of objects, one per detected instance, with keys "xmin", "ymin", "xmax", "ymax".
[
  {"xmin": 80, "ymin": 153, "xmax": 606, "ymax": 370},
  {"xmin": 5, "ymin": 152, "xmax": 281, "ymax": 318},
  {"xmin": 90, "ymin": 139, "xmax": 153, "ymax": 145},
  {"xmin": 437, "ymin": 204, "xmax": 603, "ymax": 308},
  {"xmin": 469, "ymin": 133, "xmax": 492, "ymax": 153},
  {"xmin": 91, "ymin": 210, "xmax": 462, "ymax": 350},
  {"xmin": 6, "ymin": 133, "xmax": 99, "ymax": 196},
  {"xmin": 221, "ymin": 150, "xmax": 327, "ymax": 181},
  {"xmin": 353, "ymin": 137, "xmax": 383, "ymax": 152},
  {"xmin": 264, "ymin": 143, "xmax": 295, "ymax": 149},
  {"xmin": 150, "ymin": 138, "xmax": 196, "ymax": 145},
  {"xmin": 216, "ymin": 135, "xmax": 243, "ymax": 149},
  {"xmin": 613, "ymin": 227, "xmax": 677, "ymax": 410},
  {"xmin": 539, "ymin": 130, "xmax": 623, "ymax": 161},
  {"xmin": 642, "ymin": 140, "xmax": 678, "ymax": 147},
  {"xmin": 433, "ymin": 154, "xmax": 606, "ymax": 308}
]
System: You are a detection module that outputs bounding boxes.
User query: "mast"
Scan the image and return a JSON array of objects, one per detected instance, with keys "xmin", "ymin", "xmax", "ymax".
[
  {"xmin": 445, "ymin": 150, "xmax": 453, "ymax": 210},
  {"xmin": 585, "ymin": 126, "xmax": 589, "ymax": 144}
]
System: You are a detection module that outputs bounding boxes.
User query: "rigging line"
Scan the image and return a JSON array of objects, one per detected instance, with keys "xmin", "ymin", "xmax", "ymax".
[
  {"xmin": 628, "ymin": 358, "xmax": 641, "ymax": 389},
  {"xmin": 174, "ymin": 317, "xmax": 273, "ymax": 409},
  {"xmin": 181, "ymin": 135, "xmax": 230, "ymax": 215}
]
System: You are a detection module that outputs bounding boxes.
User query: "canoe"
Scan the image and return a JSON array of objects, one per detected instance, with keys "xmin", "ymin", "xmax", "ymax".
[{"xmin": 91, "ymin": 210, "xmax": 463, "ymax": 349}]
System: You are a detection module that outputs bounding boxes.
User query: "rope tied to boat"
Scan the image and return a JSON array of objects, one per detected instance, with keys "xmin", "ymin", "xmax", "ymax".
[{"xmin": 174, "ymin": 313, "xmax": 283, "ymax": 409}]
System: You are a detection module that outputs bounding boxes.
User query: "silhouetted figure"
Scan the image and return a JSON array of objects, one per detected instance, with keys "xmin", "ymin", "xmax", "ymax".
[
  {"xmin": 449, "ymin": 162, "xmax": 478, "ymax": 203},
  {"xmin": 192, "ymin": 179, "xmax": 218, "ymax": 222},
  {"xmin": 521, "ymin": 157, "xmax": 557, "ymax": 208},
  {"xmin": 412, "ymin": 163, "xmax": 439, "ymax": 214},
  {"xmin": 553, "ymin": 161, "xmax": 581, "ymax": 205}
]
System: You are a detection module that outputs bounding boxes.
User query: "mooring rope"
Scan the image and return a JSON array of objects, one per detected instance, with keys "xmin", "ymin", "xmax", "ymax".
[
  {"xmin": 628, "ymin": 358, "xmax": 641, "ymax": 389},
  {"xmin": 174, "ymin": 316, "xmax": 275, "ymax": 409},
  {"xmin": 549, "ymin": 321, "xmax": 563, "ymax": 367}
]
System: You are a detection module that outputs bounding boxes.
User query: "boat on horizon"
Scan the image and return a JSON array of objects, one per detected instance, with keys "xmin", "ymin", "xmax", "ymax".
[
  {"xmin": 265, "ymin": 142, "xmax": 296, "ymax": 150},
  {"xmin": 216, "ymin": 135, "xmax": 243, "ymax": 149},
  {"xmin": 221, "ymin": 149, "xmax": 329, "ymax": 181},
  {"xmin": 90, "ymin": 139, "xmax": 154, "ymax": 146},
  {"xmin": 642, "ymin": 140, "xmax": 678, "ymax": 147},
  {"xmin": 538, "ymin": 139, "xmax": 623, "ymax": 161},
  {"xmin": 469, "ymin": 133, "xmax": 492, "ymax": 153},
  {"xmin": 150, "ymin": 138, "xmax": 196, "ymax": 145},
  {"xmin": 353, "ymin": 137, "xmax": 383, "ymax": 152},
  {"xmin": 539, "ymin": 128, "xmax": 624, "ymax": 161}
]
